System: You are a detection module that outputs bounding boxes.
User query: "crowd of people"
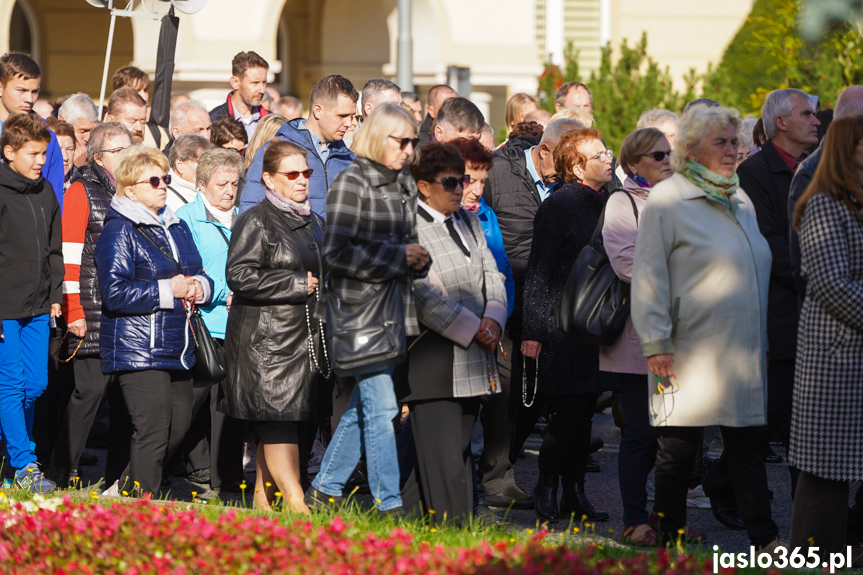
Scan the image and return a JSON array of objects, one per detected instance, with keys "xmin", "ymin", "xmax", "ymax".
[{"xmin": 2, "ymin": 46, "xmax": 863, "ymax": 561}]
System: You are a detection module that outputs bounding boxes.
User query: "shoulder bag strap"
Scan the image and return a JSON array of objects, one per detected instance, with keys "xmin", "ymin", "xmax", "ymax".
[
  {"xmin": 215, "ymin": 225, "xmax": 230, "ymax": 246},
  {"xmin": 134, "ymin": 224, "xmax": 183, "ymax": 275},
  {"xmin": 167, "ymin": 186, "xmax": 189, "ymax": 205}
]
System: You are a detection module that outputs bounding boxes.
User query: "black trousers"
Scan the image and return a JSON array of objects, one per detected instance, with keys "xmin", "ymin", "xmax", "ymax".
[
  {"xmin": 508, "ymin": 345, "xmax": 544, "ymax": 465},
  {"xmin": 790, "ymin": 471, "xmax": 848, "ymax": 559},
  {"xmin": 118, "ymin": 369, "xmax": 194, "ymax": 496},
  {"xmin": 53, "ymin": 356, "xmax": 130, "ymax": 485},
  {"xmin": 33, "ymin": 323, "xmax": 74, "ymax": 464},
  {"xmin": 537, "ymin": 393, "xmax": 600, "ymax": 482},
  {"xmin": 657, "ymin": 425, "xmax": 777, "ymax": 547},
  {"xmin": 477, "ymin": 334, "xmax": 516, "ymax": 494},
  {"xmin": 402, "ymin": 397, "xmax": 480, "ymax": 527},
  {"xmin": 758, "ymin": 359, "xmax": 799, "ymax": 497}
]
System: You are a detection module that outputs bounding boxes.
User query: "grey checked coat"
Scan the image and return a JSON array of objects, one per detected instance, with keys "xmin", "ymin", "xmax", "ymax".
[
  {"xmin": 411, "ymin": 206, "xmax": 508, "ymax": 398},
  {"xmin": 323, "ymin": 157, "xmax": 428, "ymax": 337},
  {"xmin": 789, "ymin": 192, "xmax": 863, "ymax": 481}
]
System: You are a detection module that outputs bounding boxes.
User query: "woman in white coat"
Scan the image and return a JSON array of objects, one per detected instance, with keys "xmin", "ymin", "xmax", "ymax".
[{"xmin": 631, "ymin": 104, "xmax": 782, "ymax": 551}]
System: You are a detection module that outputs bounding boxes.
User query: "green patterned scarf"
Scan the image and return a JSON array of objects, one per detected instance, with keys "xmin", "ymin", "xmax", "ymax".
[{"xmin": 682, "ymin": 160, "xmax": 739, "ymax": 208}]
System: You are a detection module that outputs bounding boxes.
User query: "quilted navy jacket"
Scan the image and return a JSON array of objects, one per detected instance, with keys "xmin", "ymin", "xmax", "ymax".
[{"xmin": 95, "ymin": 196, "xmax": 213, "ymax": 373}]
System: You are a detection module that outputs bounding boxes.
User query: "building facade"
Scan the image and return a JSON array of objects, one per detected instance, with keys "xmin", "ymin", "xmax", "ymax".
[{"xmin": 0, "ymin": 0, "xmax": 753, "ymax": 130}]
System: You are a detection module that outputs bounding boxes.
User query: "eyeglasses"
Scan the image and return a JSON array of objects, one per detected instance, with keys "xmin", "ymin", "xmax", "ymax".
[
  {"xmin": 588, "ymin": 149, "xmax": 614, "ymax": 163},
  {"xmin": 98, "ymin": 146, "xmax": 128, "ymax": 155},
  {"xmin": 389, "ymin": 136, "xmax": 419, "ymax": 151},
  {"xmin": 133, "ymin": 174, "xmax": 172, "ymax": 189},
  {"xmin": 431, "ymin": 174, "xmax": 470, "ymax": 192},
  {"xmin": 276, "ymin": 169, "xmax": 314, "ymax": 180},
  {"xmin": 642, "ymin": 150, "xmax": 671, "ymax": 162}
]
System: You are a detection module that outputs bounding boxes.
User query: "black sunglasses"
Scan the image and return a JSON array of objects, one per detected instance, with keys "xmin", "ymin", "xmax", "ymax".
[
  {"xmin": 133, "ymin": 174, "xmax": 172, "ymax": 189},
  {"xmin": 642, "ymin": 150, "xmax": 671, "ymax": 162},
  {"xmin": 432, "ymin": 174, "xmax": 470, "ymax": 192},
  {"xmin": 389, "ymin": 135, "xmax": 419, "ymax": 150},
  {"xmin": 276, "ymin": 169, "xmax": 314, "ymax": 180}
]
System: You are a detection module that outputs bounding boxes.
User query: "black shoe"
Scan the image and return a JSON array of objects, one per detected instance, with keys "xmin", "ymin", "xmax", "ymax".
[
  {"xmin": 187, "ymin": 468, "xmax": 211, "ymax": 485},
  {"xmin": 763, "ymin": 448, "xmax": 783, "ymax": 464},
  {"xmin": 211, "ymin": 481, "xmax": 245, "ymax": 493},
  {"xmin": 50, "ymin": 467, "xmax": 80, "ymax": 489},
  {"xmin": 533, "ymin": 473, "xmax": 559, "ymax": 523},
  {"xmin": 589, "ymin": 437, "xmax": 604, "ymax": 454},
  {"xmin": 712, "ymin": 505, "xmax": 745, "ymax": 530},
  {"xmin": 560, "ymin": 480, "xmax": 609, "ymax": 522},
  {"xmin": 379, "ymin": 505, "xmax": 406, "ymax": 518},
  {"xmin": 160, "ymin": 475, "xmax": 173, "ymax": 490},
  {"xmin": 78, "ymin": 451, "xmax": 99, "ymax": 466},
  {"xmin": 304, "ymin": 486, "xmax": 344, "ymax": 511},
  {"xmin": 484, "ymin": 484, "xmax": 534, "ymax": 509},
  {"xmin": 584, "ymin": 455, "xmax": 600, "ymax": 473}
]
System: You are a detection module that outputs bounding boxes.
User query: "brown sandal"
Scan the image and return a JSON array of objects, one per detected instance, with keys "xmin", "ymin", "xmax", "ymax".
[{"xmin": 622, "ymin": 523, "xmax": 658, "ymax": 547}]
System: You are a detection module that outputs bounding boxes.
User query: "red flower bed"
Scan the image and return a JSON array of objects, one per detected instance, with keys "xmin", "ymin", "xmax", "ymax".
[{"xmin": 0, "ymin": 495, "xmax": 723, "ymax": 574}]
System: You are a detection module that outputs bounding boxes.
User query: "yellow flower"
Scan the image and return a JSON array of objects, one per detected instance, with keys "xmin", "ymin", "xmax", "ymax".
[
  {"xmin": 328, "ymin": 498, "xmax": 335, "ymax": 503},
  {"xmin": 122, "ymin": 491, "xmax": 129, "ymax": 496},
  {"xmin": 509, "ymin": 538, "xmax": 516, "ymax": 543},
  {"xmin": 573, "ymin": 527, "xmax": 579, "ymax": 533},
  {"xmin": 275, "ymin": 492, "xmax": 282, "ymax": 498},
  {"xmin": 527, "ymin": 529, "xmax": 534, "ymax": 534},
  {"xmin": 677, "ymin": 528, "xmax": 685, "ymax": 535},
  {"xmin": 428, "ymin": 509, "xmax": 436, "ymax": 514},
  {"xmin": 656, "ymin": 512, "xmax": 664, "ymax": 517},
  {"xmin": 582, "ymin": 514, "xmax": 588, "ymax": 521},
  {"xmin": 191, "ymin": 491, "xmax": 197, "ymax": 499},
  {"xmin": 240, "ymin": 483, "xmax": 247, "ymax": 490},
  {"xmin": 430, "ymin": 528, "xmax": 437, "ymax": 533},
  {"xmin": 375, "ymin": 498, "xmax": 382, "ymax": 504},
  {"xmin": 266, "ymin": 482, "xmax": 272, "ymax": 487},
  {"xmin": 134, "ymin": 481, "xmax": 140, "ymax": 487}
]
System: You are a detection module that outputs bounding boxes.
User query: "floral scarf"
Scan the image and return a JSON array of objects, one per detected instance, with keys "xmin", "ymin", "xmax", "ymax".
[
  {"xmin": 265, "ymin": 187, "xmax": 311, "ymax": 216},
  {"xmin": 681, "ymin": 160, "xmax": 738, "ymax": 208},
  {"xmin": 627, "ymin": 174, "xmax": 652, "ymax": 189}
]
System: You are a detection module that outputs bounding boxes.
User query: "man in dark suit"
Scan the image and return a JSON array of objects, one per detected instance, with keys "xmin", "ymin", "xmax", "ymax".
[{"xmin": 733, "ymin": 88, "xmax": 819, "ymax": 499}]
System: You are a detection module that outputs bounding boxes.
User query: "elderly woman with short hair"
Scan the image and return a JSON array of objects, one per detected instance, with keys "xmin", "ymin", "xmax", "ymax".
[
  {"xmin": 521, "ymin": 127, "xmax": 615, "ymax": 524},
  {"xmin": 95, "ymin": 145, "xmax": 213, "ymax": 498},
  {"xmin": 175, "ymin": 148, "xmax": 246, "ymax": 492},
  {"xmin": 636, "ymin": 109, "xmax": 679, "ymax": 150},
  {"xmin": 166, "ymin": 134, "xmax": 213, "ymax": 212},
  {"xmin": 631, "ymin": 105, "xmax": 782, "ymax": 550},
  {"xmin": 53, "ymin": 123, "xmax": 133, "ymax": 489}
]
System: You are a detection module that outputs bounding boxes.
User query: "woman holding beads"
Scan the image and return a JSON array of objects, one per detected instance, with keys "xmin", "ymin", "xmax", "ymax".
[{"xmin": 221, "ymin": 140, "xmax": 328, "ymax": 513}]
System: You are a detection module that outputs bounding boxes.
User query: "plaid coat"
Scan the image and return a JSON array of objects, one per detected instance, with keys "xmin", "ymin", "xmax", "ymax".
[
  {"xmin": 412, "ymin": 206, "xmax": 508, "ymax": 398},
  {"xmin": 789, "ymin": 192, "xmax": 863, "ymax": 481},
  {"xmin": 322, "ymin": 157, "xmax": 426, "ymax": 336}
]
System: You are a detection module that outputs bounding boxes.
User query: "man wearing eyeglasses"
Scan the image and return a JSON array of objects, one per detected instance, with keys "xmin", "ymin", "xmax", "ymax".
[
  {"xmin": 477, "ymin": 117, "xmax": 584, "ymax": 511},
  {"xmin": 240, "ymin": 75, "xmax": 359, "ymax": 219},
  {"xmin": 104, "ymin": 88, "xmax": 147, "ymax": 145}
]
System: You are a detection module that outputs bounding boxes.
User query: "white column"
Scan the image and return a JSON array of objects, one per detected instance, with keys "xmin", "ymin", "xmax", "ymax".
[
  {"xmin": 470, "ymin": 91, "xmax": 492, "ymax": 124},
  {"xmin": 545, "ymin": 0, "xmax": 564, "ymax": 66},
  {"xmin": 599, "ymin": 0, "xmax": 611, "ymax": 47}
]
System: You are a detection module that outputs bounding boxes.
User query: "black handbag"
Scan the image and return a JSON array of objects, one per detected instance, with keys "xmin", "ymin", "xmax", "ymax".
[
  {"xmin": 553, "ymin": 190, "xmax": 639, "ymax": 346},
  {"xmin": 325, "ymin": 279, "xmax": 407, "ymax": 376},
  {"xmin": 134, "ymin": 224, "xmax": 224, "ymax": 385}
]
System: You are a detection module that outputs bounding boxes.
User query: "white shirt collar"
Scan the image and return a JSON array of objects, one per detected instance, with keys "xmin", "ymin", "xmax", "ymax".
[{"xmin": 418, "ymin": 199, "xmax": 449, "ymax": 224}]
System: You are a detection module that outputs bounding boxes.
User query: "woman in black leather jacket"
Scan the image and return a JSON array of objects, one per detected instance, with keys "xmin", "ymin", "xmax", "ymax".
[{"xmin": 222, "ymin": 140, "xmax": 327, "ymax": 514}]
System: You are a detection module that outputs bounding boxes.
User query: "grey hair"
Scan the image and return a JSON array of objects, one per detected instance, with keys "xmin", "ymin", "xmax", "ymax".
[
  {"xmin": 738, "ymin": 117, "xmax": 758, "ymax": 150},
  {"xmin": 761, "ymin": 88, "xmax": 811, "ymax": 139},
  {"xmin": 168, "ymin": 134, "xmax": 213, "ymax": 169},
  {"xmin": 196, "ymin": 147, "xmax": 244, "ymax": 187},
  {"xmin": 168, "ymin": 99, "xmax": 208, "ymax": 135},
  {"xmin": 58, "ymin": 93, "xmax": 99, "ymax": 125},
  {"xmin": 86, "ymin": 122, "xmax": 131, "ymax": 166},
  {"xmin": 361, "ymin": 78, "xmax": 401, "ymax": 116},
  {"xmin": 482, "ymin": 122, "xmax": 494, "ymax": 139},
  {"xmin": 637, "ymin": 108, "xmax": 679, "ymax": 131},
  {"xmin": 540, "ymin": 118, "xmax": 585, "ymax": 149},
  {"xmin": 672, "ymin": 105, "xmax": 740, "ymax": 172},
  {"xmin": 835, "ymin": 85, "xmax": 863, "ymax": 119}
]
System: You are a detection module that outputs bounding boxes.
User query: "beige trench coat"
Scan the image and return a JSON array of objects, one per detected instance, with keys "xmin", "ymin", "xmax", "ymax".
[{"xmin": 631, "ymin": 173, "xmax": 772, "ymax": 427}]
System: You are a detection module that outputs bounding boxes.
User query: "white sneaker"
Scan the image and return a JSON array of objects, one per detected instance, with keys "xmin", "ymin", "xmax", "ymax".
[
  {"xmin": 101, "ymin": 480, "xmax": 119, "ymax": 497},
  {"xmin": 686, "ymin": 485, "xmax": 711, "ymax": 509}
]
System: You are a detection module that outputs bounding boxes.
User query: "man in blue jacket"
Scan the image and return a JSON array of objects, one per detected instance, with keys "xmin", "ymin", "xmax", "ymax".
[
  {"xmin": 0, "ymin": 53, "xmax": 64, "ymax": 210},
  {"xmin": 240, "ymin": 75, "xmax": 358, "ymax": 218}
]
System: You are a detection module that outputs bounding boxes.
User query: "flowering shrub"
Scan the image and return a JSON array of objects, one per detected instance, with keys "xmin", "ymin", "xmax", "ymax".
[{"xmin": 0, "ymin": 495, "xmax": 730, "ymax": 574}]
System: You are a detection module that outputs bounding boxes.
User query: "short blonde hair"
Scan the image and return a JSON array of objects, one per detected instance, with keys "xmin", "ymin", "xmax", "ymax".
[
  {"xmin": 505, "ymin": 92, "xmax": 538, "ymax": 130},
  {"xmin": 114, "ymin": 145, "xmax": 170, "ymax": 197},
  {"xmin": 352, "ymin": 103, "xmax": 416, "ymax": 163},
  {"xmin": 245, "ymin": 113, "xmax": 287, "ymax": 171},
  {"xmin": 550, "ymin": 107, "xmax": 594, "ymax": 127},
  {"xmin": 671, "ymin": 105, "xmax": 740, "ymax": 173}
]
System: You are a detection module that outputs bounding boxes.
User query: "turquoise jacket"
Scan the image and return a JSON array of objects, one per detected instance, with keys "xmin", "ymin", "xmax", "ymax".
[
  {"xmin": 175, "ymin": 193, "xmax": 234, "ymax": 338},
  {"xmin": 476, "ymin": 199, "xmax": 515, "ymax": 318}
]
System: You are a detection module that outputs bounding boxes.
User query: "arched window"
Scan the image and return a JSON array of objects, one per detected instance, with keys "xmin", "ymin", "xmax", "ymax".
[{"xmin": 9, "ymin": 1, "xmax": 39, "ymax": 62}]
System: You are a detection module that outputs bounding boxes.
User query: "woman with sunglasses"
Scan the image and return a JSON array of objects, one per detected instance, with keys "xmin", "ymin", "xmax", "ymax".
[
  {"xmin": 222, "ymin": 139, "xmax": 327, "ymax": 513},
  {"xmin": 307, "ymin": 103, "xmax": 429, "ymax": 515},
  {"xmin": 94, "ymin": 145, "xmax": 213, "ymax": 498},
  {"xmin": 52, "ymin": 122, "xmax": 133, "ymax": 490},
  {"xmin": 600, "ymin": 127, "xmax": 672, "ymax": 546},
  {"xmin": 398, "ymin": 142, "xmax": 508, "ymax": 526},
  {"xmin": 521, "ymin": 127, "xmax": 615, "ymax": 524}
]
